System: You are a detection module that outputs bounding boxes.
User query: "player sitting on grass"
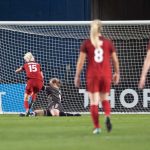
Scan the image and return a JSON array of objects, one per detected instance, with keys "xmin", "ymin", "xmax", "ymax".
[{"xmin": 20, "ymin": 78, "xmax": 81, "ymax": 117}]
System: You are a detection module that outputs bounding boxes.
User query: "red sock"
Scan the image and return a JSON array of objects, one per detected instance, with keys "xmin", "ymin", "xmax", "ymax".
[
  {"xmin": 102, "ymin": 100, "xmax": 111, "ymax": 116},
  {"xmin": 24, "ymin": 101, "xmax": 29, "ymax": 111},
  {"xmin": 90, "ymin": 105, "xmax": 100, "ymax": 128}
]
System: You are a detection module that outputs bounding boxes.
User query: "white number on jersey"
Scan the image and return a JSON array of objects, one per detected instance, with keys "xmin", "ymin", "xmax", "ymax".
[
  {"xmin": 94, "ymin": 47, "xmax": 104, "ymax": 63},
  {"xmin": 29, "ymin": 64, "xmax": 37, "ymax": 72}
]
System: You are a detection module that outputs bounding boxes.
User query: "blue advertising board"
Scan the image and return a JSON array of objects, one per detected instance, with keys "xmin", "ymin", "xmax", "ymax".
[{"xmin": 0, "ymin": 84, "xmax": 25, "ymax": 113}]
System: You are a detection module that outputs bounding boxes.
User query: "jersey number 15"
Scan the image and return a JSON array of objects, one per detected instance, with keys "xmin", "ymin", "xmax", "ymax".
[{"xmin": 29, "ymin": 64, "xmax": 37, "ymax": 72}]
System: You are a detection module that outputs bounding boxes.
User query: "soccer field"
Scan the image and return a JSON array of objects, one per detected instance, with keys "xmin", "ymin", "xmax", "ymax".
[{"xmin": 0, "ymin": 115, "xmax": 150, "ymax": 150}]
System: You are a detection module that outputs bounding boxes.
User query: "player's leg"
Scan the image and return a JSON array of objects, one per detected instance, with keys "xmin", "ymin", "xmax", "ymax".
[
  {"xmin": 29, "ymin": 93, "xmax": 37, "ymax": 109},
  {"xmin": 31, "ymin": 109, "xmax": 52, "ymax": 116},
  {"xmin": 24, "ymin": 80, "xmax": 33, "ymax": 116},
  {"xmin": 50, "ymin": 103, "xmax": 81, "ymax": 116},
  {"xmin": 35, "ymin": 108, "xmax": 77, "ymax": 117},
  {"xmin": 100, "ymin": 83, "xmax": 112, "ymax": 132},
  {"xmin": 33, "ymin": 109, "xmax": 45, "ymax": 116},
  {"xmin": 52, "ymin": 101, "xmax": 81, "ymax": 116},
  {"xmin": 86, "ymin": 77, "xmax": 101, "ymax": 134},
  {"xmin": 51, "ymin": 102, "xmax": 74, "ymax": 116},
  {"xmin": 24, "ymin": 93, "xmax": 30, "ymax": 116},
  {"xmin": 29, "ymin": 109, "xmax": 51, "ymax": 116},
  {"xmin": 19, "ymin": 93, "xmax": 30, "ymax": 117},
  {"xmin": 59, "ymin": 112, "xmax": 81, "ymax": 116},
  {"xmin": 49, "ymin": 107, "xmax": 75, "ymax": 117},
  {"xmin": 100, "ymin": 93, "xmax": 111, "ymax": 117},
  {"xmin": 72, "ymin": 113, "xmax": 81, "ymax": 116},
  {"xmin": 99, "ymin": 76, "xmax": 112, "ymax": 132},
  {"xmin": 50, "ymin": 109, "xmax": 60, "ymax": 116},
  {"xmin": 29, "ymin": 80, "xmax": 43, "ymax": 110},
  {"xmin": 88, "ymin": 92, "xmax": 101, "ymax": 134}
]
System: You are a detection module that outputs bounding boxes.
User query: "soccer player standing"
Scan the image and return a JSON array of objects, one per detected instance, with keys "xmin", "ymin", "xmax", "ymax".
[
  {"xmin": 74, "ymin": 20, "xmax": 120, "ymax": 134},
  {"xmin": 15, "ymin": 52, "xmax": 44, "ymax": 116},
  {"xmin": 139, "ymin": 40, "xmax": 150, "ymax": 89}
]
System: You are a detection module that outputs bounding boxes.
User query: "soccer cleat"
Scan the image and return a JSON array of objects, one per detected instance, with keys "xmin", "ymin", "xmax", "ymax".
[
  {"xmin": 93, "ymin": 128, "xmax": 101, "ymax": 134},
  {"xmin": 25, "ymin": 110, "xmax": 30, "ymax": 117},
  {"xmin": 29, "ymin": 112, "xmax": 36, "ymax": 117},
  {"xmin": 105, "ymin": 117, "xmax": 112, "ymax": 132},
  {"xmin": 19, "ymin": 113, "xmax": 25, "ymax": 117}
]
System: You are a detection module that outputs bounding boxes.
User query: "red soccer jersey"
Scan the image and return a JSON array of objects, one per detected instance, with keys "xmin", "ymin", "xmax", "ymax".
[
  {"xmin": 22, "ymin": 61, "xmax": 43, "ymax": 81},
  {"xmin": 80, "ymin": 36, "xmax": 116, "ymax": 78}
]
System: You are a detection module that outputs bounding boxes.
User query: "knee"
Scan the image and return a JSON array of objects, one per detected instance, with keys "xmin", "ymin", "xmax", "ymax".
[
  {"xmin": 51, "ymin": 109, "xmax": 60, "ymax": 116},
  {"xmin": 24, "ymin": 93, "xmax": 29, "ymax": 101}
]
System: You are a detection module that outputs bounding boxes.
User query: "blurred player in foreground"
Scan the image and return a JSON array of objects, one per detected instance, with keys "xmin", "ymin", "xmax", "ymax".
[
  {"xmin": 74, "ymin": 20, "xmax": 120, "ymax": 134},
  {"xmin": 15, "ymin": 52, "xmax": 44, "ymax": 116},
  {"xmin": 139, "ymin": 40, "xmax": 150, "ymax": 89},
  {"xmin": 20, "ymin": 78, "xmax": 81, "ymax": 117}
]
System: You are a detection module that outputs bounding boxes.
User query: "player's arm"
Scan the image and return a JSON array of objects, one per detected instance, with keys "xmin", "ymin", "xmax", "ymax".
[
  {"xmin": 74, "ymin": 52, "xmax": 86, "ymax": 87},
  {"xmin": 139, "ymin": 50, "xmax": 150, "ymax": 89},
  {"xmin": 39, "ymin": 65, "xmax": 44, "ymax": 80},
  {"xmin": 41, "ymin": 85, "xmax": 52, "ymax": 96},
  {"xmin": 40, "ymin": 71, "xmax": 44, "ymax": 80},
  {"xmin": 111, "ymin": 52, "xmax": 120, "ymax": 85},
  {"xmin": 15, "ymin": 66, "xmax": 23, "ymax": 73}
]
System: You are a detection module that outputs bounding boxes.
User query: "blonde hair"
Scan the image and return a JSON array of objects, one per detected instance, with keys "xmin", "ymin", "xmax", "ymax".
[
  {"xmin": 24, "ymin": 52, "xmax": 35, "ymax": 62},
  {"xmin": 90, "ymin": 19, "xmax": 102, "ymax": 48},
  {"xmin": 49, "ymin": 78, "xmax": 61, "ymax": 87}
]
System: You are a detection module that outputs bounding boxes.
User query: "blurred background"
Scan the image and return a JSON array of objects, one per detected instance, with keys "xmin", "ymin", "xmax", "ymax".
[{"xmin": 0, "ymin": 0, "xmax": 149, "ymax": 21}]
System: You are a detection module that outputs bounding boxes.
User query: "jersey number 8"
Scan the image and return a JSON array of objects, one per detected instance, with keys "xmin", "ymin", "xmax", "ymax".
[{"xmin": 94, "ymin": 48, "xmax": 104, "ymax": 63}]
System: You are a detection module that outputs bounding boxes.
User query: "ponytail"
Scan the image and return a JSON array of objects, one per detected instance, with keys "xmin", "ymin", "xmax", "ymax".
[{"xmin": 90, "ymin": 20, "xmax": 102, "ymax": 48}]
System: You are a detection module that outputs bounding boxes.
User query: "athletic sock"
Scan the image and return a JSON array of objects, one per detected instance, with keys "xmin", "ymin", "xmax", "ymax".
[
  {"xmin": 90, "ymin": 105, "xmax": 100, "ymax": 128},
  {"xmin": 102, "ymin": 100, "xmax": 111, "ymax": 116},
  {"xmin": 29, "ymin": 100, "xmax": 34, "ymax": 109}
]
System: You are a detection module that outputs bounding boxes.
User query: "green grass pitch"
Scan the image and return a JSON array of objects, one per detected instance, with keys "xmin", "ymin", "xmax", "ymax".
[{"xmin": 0, "ymin": 114, "xmax": 150, "ymax": 150}]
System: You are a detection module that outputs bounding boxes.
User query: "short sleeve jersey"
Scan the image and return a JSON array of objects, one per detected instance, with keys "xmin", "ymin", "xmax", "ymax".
[
  {"xmin": 22, "ymin": 61, "xmax": 43, "ymax": 81},
  {"xmin": 80, "ymin": 36, "xmax": 116, "ymax": 78}
]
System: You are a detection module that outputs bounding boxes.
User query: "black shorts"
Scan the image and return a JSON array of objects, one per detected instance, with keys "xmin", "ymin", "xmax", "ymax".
[
  {"xmin": 44, "ymin": 109, "xmax": 52, "ymax": 116},
  {"xmin": 48, "ymin": 101, "xmax": 64, "ymax": 112}
]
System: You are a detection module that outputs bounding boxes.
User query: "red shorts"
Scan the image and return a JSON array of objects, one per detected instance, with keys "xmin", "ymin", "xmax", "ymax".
[
  {"xmin": 86, "ymin": 76, "xmax": 111, "ymax": 93},
  {"xmin": 25, "ymin": 79, "xmax": 43, "ymax": 95}
]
